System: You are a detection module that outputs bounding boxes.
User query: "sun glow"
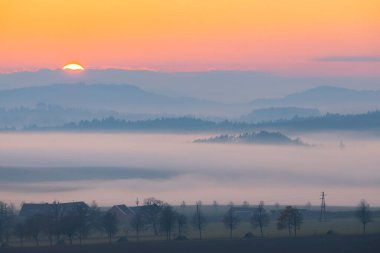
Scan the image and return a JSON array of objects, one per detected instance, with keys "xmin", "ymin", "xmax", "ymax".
[{"xmin": 63, "ymin": 63, "xmax": 85, "ymax": 71}]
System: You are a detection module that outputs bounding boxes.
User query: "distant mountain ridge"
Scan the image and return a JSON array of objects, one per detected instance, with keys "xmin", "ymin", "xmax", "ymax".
[
  {"xmin": 0, "ymin": 83, "xmax": 242, "ymax": 117},
  {"xmin": 240, "ymin": 107, "xmax": 321, "ymax": 123},
  {"xmin": 256, "ymin": 110, "xmax": 380, "ymax": 131},
  {"xmin": 1, "ymin": 69, "xmax": 379, "ymax": 104},
  {"xmin": 252, "ymin": 86, "xmax": 380, "ymax": 113}
]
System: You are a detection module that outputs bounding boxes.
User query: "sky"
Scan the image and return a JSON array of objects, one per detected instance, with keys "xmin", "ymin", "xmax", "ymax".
[{"xmin": 1, "ymin": 0, "xmax": 380, "ymax": 75}]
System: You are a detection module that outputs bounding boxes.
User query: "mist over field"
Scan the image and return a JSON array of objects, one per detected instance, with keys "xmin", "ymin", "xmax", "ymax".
[{"xmin": 1, "ymin": 132, "xmax": 379, "ymax": 206}]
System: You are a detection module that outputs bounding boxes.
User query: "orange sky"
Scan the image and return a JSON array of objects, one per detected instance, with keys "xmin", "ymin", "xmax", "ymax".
[{"xmin": 1, "ymin": 0, "xmax": 379, "ymax": 75}]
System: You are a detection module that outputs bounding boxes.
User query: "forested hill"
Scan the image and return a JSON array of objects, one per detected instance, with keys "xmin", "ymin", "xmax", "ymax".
[
  {"xmin": 255, "ymin": 110, "xmax": 380, "ymax": 131},
  {"xmin": 21, "ymin": 111, "xmax": 380, "ymax": 132}
]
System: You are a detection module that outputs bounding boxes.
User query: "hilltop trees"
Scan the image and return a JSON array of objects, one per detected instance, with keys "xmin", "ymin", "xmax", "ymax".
[
  {"xmin": 251, "ymin": 201, "xmax": 270, "ymax": 238},
  {"xmin": 277, "ymin": 206, "xmax": 303, "ymax": 237},
  {"xmin": 355, "ymin": 199, "xmax": 373, "ymax": 234}
]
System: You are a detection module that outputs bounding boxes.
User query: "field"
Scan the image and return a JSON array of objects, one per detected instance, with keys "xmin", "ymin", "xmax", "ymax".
[
  {"xmin": 2, "ymin": 234, "xmax": 380, "ymax": 253},
  {"xmin": 159, "ymin": 205, "xmax": 380, "ymax": 240}
]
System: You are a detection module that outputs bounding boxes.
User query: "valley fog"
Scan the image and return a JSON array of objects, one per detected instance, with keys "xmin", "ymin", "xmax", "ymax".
[{"xmin": 0, "ymin": 132, "xmax": 379, "ymax": 207}]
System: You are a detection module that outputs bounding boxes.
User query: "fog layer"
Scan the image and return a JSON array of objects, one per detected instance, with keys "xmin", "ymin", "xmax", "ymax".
[{"xmin": 0, "ymin": 133, "xmax": 379, "ymax": 206}]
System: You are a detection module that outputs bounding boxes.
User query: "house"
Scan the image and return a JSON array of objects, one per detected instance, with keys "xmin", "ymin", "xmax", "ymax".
[
  {"xmin": 108, "ymin": 204, "xmax": 136, "ymax": 223},
  {"xmin": 19, "ymin": 201, "xmax": 88, "ymax": 217}
]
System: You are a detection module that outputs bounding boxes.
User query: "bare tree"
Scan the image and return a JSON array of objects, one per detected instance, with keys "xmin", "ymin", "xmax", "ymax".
[
  {"xmin": 102, "ymin": 212, "xmax": 118, "ymax": 243},
  {"xmin": 25, "ymin": 214, "xmax": 43, "ymax": 246},
  {"xmin": 251, "ymin": 201, "xmax": 270, "ymax": 238},
  {"xmin": 60, "ymin": 212, "xmax": 80, "ymax": 245},
  {"xmin": 355, "ymin": 199, "xmax": 373, "ymax": 234},
  {"xmin": 50, "ymin": 201, "xmax": 63, "ymax": 242},
  {"xmin": 180, "ymin": 201, "xmax": 186, "ymax": 213},
  {"xmin": 14, "ymin": 222, "xmax": 26, "ymax": 245},
  {"xmin": 277, "ymin": 206, "xmax": 303, "ymax": 237},
  {"xmin": 130, "ymin": 211, "xmax": 146, "ymax": 241},
  {"xmin": 212, "ymin": 200, "xmax": 219, "ymax": 215},
  {"xmin": 159, "ymin": 205, "xmax": 177, "ymax": 240},
  {"xmin": 76, "ymin": 201, "xmax": 100, "ymax": 244},
  {"xmin": 41, "ymin": 214, "xmax": 56, "ymax": 246},
  {"xmin": 143, "ymin": 197, "xmax": 164, "ymax": 236},
  {"xmin": 243, "ymin": 201, "xmax": 250, "ymax": 207},
  {"xmin": 0, "ymin": 202, "xmax": 15, "ymax": 244},
  {"xmin": 192, "ymin": 201, "xmax": 207, "ymax": 240},
  {"xmin": 223, "ymin": 209, "xmax": 239, "ymax": 239},
  {"xmin": 176, "ymin": 213, "xmax": 187, "ymax": 236}
]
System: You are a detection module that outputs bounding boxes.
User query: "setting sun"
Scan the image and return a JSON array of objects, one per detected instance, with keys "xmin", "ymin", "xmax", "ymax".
[{"xmin": 63, "ymin": 63, "xmax": 85, "ymax": 71}]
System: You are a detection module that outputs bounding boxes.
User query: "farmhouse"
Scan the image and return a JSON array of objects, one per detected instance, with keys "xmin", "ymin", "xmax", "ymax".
[{"xmin": 108, "ymin": 204, "xmax": 136, "ymax": 223}]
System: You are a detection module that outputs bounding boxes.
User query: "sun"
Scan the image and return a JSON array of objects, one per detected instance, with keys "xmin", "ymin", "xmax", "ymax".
[{"xmin": 62, "ymin": 63, "xmax": 85, "ymax": 71}]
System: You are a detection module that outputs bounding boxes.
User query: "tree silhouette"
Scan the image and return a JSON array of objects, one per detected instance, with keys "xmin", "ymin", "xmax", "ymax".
[
  {"xmin": 176, "ymin": 213, "xmax": 187, "ymax": 236},
  {"xmin": 143, "ymin": 197, "xmax": 164, "ymax": 236},
  {"xmin": 25, "ymin": 214, "xmax": 43, "ymax": 246},
  {"xmin": 102, "ymin": 212, "xmax": 118, "ymax": 243},
  {"xmin": 76, "ymin": 202, "xmax": 100, "ymax": 244},
  {"xmin": 355, "ymin": 199, "xmax": 372, "ymax": 234},
  {"xmin": 60, "ymin": 212, "xmax": 80, "ymax": 245},
  {"xmin": 159, "ymin": 205, "xmax": 177, "ymax": 240},
  {"xmin": 223, "ymin": 209, "xmax": 239, "ymax": 239},
  {"xmin": 0, "ymin": 202, "xmax": 15, "ymax": 244},
  {"xmin": 251, "ymin": 201, "xmax": 270, "ymax": 238},
  {"xmin": 41, "ymin": 213, "xmax": 57, "ymax": 246},
  {"xmin": 212, "ymin": 200, "xmax": 219, "ymax": 215},
  {"xmin": 130, "ymin": 211, "xmax": 146, "ymax": 241},
  {"xmin": 14, "ymin": 222, "xmax": 26, "ymax": 245},
  {"xmin": 192, "ymin": 201, "xmax": 207, "ymax": 240},
  {"xmin": 277, "ymin": 206, "xmax": 303, "ymax": 237}
]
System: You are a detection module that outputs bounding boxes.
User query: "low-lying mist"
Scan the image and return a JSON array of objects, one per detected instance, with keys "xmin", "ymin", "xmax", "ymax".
[{"xmin": 0, "ymin": 132, "xmax": 379, "ymax": 207}]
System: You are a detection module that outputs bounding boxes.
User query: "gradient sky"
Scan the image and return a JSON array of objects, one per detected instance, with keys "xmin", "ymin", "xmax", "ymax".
[{"xmin": 1, "ymin": 0, "xmax": 379, "ymax": 75}]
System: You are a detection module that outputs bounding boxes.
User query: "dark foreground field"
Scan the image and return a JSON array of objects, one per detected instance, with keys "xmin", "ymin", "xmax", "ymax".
[{"xmin": 2, "ymin": 234, "xmax": 380, "ymax": 253}]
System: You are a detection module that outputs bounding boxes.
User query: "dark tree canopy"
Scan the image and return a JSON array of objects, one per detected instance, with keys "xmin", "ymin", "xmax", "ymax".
[
  {"xmin": 277, "ymin": 206, "xmax": 303, "ymax": 237},
  {"xmin": 159, "ymin": 205, "xmax": 177, "ymax": 240},
  {"xmin": 192, "ymin": 201, "xmax": 207, "ymax": 240},
  {"xmin": 130, "ymin": 211, "xmax": 147, "ymax": 241},
  {"xmin": 102, "ymin": 212, "xmax": 118, "ymax": 243},
  {"xmin": 223, "ymin": 209, "xmax": 239, "ymax": 239},
  {"xmin": 0, "ymin": 202, "xmax": 15, "ymax": 244},
  {"xmin": 143, "ymin": 197, "xmax": 164, "ymax": 236},
  {"xmin": 25, "ymin": 214, "xmax": 44, "ymax": 246},
  {"xmin": 251, "ymin": 201, "xmax": 270, "ymax": 238},
  {"xmin": 176, "ymin": 213, "xmax": 188, "ymax": 236},
  {"xmin": 355, "ymin": 199, "xmax": 373, "ymax": 234}
]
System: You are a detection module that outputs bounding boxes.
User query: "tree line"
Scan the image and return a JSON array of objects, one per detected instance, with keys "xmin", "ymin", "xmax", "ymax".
[{"xmin": 0, "ymin": 198, "xmax": 374, "ymax": 247}]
